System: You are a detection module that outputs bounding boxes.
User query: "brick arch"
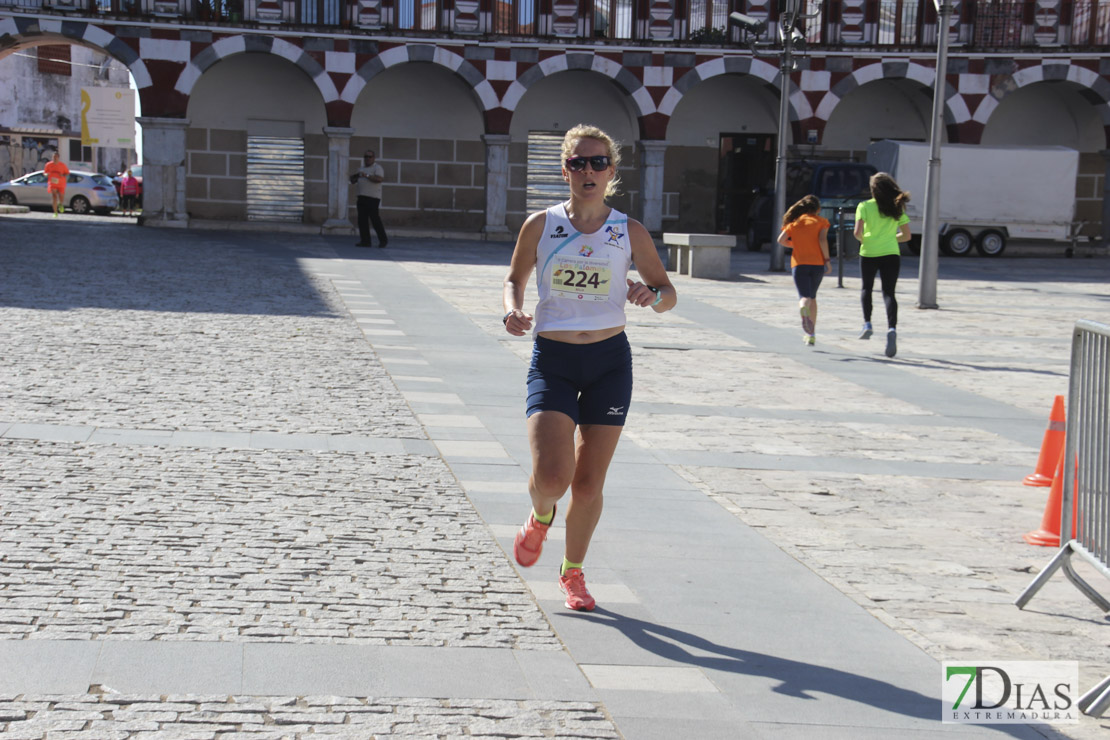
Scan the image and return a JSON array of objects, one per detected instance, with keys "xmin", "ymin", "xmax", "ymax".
[
  {"xmin": 654, "ymin": 57, "xmax": 805, "ymax": 141},
  {"xmin": 972, "ymin": 61, "xmax": 1110, "ymax": 146},
  {"xmin": 0, "ymin": 17, "xmax": 152, "ymax": 89},
  {"xmin": 661, "ymin": 57, "xmax": 804, "ymax": 118},
  {"xmin": 341, "ymin": 44, "xmax": 497, "ymax": 113},
  {"xmin": 816, "ymin": 60, "xmax": 967, "ymax": 127},
  {"xmin": 498, "ymin": 53, "xmax": 649, "ymax": 117},
  {"xmin": 174, "ymin": 36, "xmax": 337, "ymax": 103}
]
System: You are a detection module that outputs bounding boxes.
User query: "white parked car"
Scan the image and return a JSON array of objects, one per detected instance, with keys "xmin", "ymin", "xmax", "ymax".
[{"xmin": 0, "ymin": 169, "xmax": 120, "ymax": 215}]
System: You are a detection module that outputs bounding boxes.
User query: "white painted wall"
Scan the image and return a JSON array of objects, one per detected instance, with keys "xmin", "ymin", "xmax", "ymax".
[
  {"xmin": 509, "ymin": 71, "xmax": 638, "ymax": 145},
  {"xmin": 186, "ymin": 53, "xmax": 327, "ymax": 131},
  {"xmin": 981, "ymin": 81, "xmax": 1104, "ymax": 152},
  {"xmin": 823, "ymin": 78, "xmax": 934, "ymax": 151},
  {"xmin": 666, "ymin": 74, "xmax": 778, "ymax": 145},
  {"xmin": 352, "ymin": 62, "xmax": 484, "ymax": 138},
  {"xmin": 0, "ymin": 43, "xmax": 135, "ymax": 177}
]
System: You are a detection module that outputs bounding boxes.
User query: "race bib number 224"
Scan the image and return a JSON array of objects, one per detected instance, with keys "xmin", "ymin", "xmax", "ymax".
[{"xmin": 551, "ymin": 256, "xmax": 611, "ymax": 302}]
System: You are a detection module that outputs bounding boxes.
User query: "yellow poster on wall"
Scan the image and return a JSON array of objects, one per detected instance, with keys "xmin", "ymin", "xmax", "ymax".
[{"xmin": 80, "ymin": 87, "xmax": 136, "ymax": 146}]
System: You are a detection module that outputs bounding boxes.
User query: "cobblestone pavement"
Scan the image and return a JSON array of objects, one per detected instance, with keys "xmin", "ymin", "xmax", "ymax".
[
  {"xmin": 2, "ymin": 212, "xmax": 1109, "ymax": 738},
  {"xmin": 0, "ymin": 694, "xmax": 616, "ymax": 739},
  {"xmin": 1, "ymin": 230, "xmax": 418, "ymax": 436},
  {"xmin": 0, "ymin": 440, "xmax": 549, "ymax": 646},
  {"xmin": 1, "ymin": 216, "xmax": 608, "ymax": 738}
]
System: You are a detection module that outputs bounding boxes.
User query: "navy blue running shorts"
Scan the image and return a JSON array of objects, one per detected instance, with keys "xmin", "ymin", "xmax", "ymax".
[
  {"xmin": 526, "ymin": 332, "xmax": 633, "ymax": 426},
  {"xmin": 792, "ymin": 264, "xmax": 824, "ymax": 299}
]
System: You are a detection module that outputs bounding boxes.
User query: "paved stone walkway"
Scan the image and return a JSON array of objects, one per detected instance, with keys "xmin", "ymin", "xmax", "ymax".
[
  {"xmin": 398, "ymin": 235, "xmax": 1110, "ymax": 740},
  {"xmin": 0, "ymin": 211, "xmax": 1108, "ymax": 738}
]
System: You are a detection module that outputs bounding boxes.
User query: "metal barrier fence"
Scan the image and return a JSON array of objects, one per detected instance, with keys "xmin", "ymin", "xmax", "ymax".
[{"xmin": 1015, "ymin": 319, "xmax": 1110, "ymax": 716}]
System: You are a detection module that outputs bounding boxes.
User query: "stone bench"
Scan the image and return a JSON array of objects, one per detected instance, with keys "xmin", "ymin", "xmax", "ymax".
[{"xmin": 663, "ymin": 233, "xmax": 736, "ymax": 279}]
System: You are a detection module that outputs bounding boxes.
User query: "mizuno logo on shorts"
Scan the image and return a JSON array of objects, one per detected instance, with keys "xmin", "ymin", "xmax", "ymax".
[{"xmin": 607, "ymin": 406, "xmax": 625, "ymax": 416}]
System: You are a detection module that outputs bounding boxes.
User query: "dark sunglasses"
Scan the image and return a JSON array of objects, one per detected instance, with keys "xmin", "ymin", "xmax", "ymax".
[{"xmin": 565, "ymin": 155, "xmax": 611, "ymax": 172}]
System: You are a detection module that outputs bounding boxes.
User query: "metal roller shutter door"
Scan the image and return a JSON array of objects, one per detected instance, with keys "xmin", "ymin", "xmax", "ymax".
[
  {"xmin": 526, "ymin": 131, "xmax": 566, "ymax": 214},
  {"xmin": 247, "ymin": 135, "xmax": 304, "ymax": 222}
]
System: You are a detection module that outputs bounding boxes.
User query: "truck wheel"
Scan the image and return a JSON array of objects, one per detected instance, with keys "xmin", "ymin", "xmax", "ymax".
[
  {"xmin": 975, "ymin": 229, "xmax": 1006, "ymax": 257},
  {"xmin": 746, "ymin": 225, "xmax": 762, "ymax": 252},
  {"xmin": 943, "ymin": 229, "xmax": 973, "ymax": 257},
  {"xmin": 938, "ymin": 233, "xmax": 953, "ymax": 255}
]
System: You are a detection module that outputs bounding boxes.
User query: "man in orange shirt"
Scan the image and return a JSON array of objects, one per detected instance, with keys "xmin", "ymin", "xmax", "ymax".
[{"xmin": 44, "ymin": 152, "xmax": 70, "ymax": 217}]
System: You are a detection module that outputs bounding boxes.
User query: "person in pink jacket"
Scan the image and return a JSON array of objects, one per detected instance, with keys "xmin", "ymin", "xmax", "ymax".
[{"xmin": 119, "ymin": 169, "xmax": 140, "ymax": 217}]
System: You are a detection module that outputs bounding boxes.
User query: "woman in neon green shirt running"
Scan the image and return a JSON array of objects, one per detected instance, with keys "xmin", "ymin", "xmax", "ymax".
[{"xmin": 853, "ymin": 172, "xmax": 911, "ymax": 358}]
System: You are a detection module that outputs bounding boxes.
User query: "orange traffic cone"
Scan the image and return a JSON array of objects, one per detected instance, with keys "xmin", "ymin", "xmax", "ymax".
[
  {"xmin": 1024, "ymin": 395, "xmax": 1065, "ymax": 487},
  {"xmin": 1023, "ymin": 449, "xmax": 1078, "ymax": 547}
]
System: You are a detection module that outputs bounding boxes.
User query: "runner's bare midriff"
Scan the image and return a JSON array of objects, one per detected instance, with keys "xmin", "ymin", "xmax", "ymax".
[{"xmin": 538, "ymin": 326, "xmax": 625, "ymax": 345}]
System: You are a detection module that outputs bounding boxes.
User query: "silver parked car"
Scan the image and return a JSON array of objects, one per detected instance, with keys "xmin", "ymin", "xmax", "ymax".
[{"xmin": 0, "ymin": 169, "xmax": 121, "ymax": 215}]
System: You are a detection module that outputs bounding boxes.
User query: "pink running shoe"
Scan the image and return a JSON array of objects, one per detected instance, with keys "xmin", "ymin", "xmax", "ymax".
[
  {"xmin": 513, "ymin": 506, "xmax": 554, "ymax": 567},
  {"xmin": 558, "ymin": 567, "xmax": 596, "ymax": 611}
]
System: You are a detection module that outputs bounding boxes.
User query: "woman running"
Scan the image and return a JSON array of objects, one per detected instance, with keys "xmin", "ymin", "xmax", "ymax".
[
  {"xmin": 777, "ymin": 194, "xmax": 830, "ymax": 345},
  {"xmin": 853, "ymin": 172, "xmax": 911, "ymax": 358},
  {"xmin": 502, "ymin": 124, "xmax": 676, "ymax": 611}
]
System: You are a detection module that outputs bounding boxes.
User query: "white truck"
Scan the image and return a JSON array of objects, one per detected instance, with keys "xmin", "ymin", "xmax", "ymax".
[{"xmin": 865, "ymin": 140, "xmax": 1080, "ymax": 257}]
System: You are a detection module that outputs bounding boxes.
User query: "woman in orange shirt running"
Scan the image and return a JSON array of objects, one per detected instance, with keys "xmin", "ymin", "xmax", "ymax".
[
  {"xmin": 44, "ymin": 152, "xmax": 70, "ymax": 217},
  {"xmin": 777, "ymin": 195, "xmax": 831, "ymax": 345}
]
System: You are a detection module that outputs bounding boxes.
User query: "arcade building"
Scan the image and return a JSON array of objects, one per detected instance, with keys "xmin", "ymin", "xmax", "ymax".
[{"xmin": 1, "ymin": 0, "xmax": 1106, "ymax": 242}]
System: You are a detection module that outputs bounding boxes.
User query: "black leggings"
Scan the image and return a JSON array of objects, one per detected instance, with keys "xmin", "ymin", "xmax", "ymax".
[{"xmin": 860, "ymin": 254, "xmax": 900, "ymax": 328}]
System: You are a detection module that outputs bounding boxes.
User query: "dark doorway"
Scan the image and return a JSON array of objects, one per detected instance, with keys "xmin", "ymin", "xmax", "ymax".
[{"xmin": 716, "ymin": 133, "xmax": 775, "ymax": 235}]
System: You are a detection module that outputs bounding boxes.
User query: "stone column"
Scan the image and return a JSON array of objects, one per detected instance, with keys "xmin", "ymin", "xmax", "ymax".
[
  {"xmin": 136, "ymin": 117, "xmax": 190, "ymax": 228},
  {"xmin": 482, "ymin": 134, "xmax": 512, "ymax": 238},
  {"xmin": 637, "ymin": 140, "xmax": 668, "ymax": 235},
  {"xmin": 323, "ymin": 126, "xmax": 356, "ymax": 235}
]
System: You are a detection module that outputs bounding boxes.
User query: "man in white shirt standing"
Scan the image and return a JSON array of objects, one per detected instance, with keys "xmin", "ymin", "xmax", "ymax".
[{"xmin": 352, "ymin": 150, "xmax": 389, "ymax": 248}]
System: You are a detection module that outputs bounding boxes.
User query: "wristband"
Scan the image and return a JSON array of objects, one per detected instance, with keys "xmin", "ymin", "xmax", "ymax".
[
  {"xmin": 502, "ymin": 310, "xmax": 514, "ymax": 325},
  {"xmin": 648, "ymin": 286, "xmax": 663, "ymax": 306}
]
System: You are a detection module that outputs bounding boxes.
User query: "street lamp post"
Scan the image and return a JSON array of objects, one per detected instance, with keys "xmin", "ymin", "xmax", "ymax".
[
  {"xmin": 770, "ymin": 2, "xmax": 803, "ymax": 273},
  {"xmin": 918, "ymin": 0, "xmax": 952, "ymax": 309},
  {"xmin": 730, "ymin": 4, "xmax": 805, "ymax": 273}
]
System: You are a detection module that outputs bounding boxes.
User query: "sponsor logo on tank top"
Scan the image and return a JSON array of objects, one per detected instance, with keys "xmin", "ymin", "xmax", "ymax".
[
  {"xmin": 604, "ymin": 224, "xmax": 623, "ymax": 246},
  {"xmin": 548, "ymin": 225, "xmax": 566, "ymax": 239}
]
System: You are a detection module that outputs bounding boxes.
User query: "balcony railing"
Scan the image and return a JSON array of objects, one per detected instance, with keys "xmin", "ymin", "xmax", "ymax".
[
  {"xmin": 493, "ymin": 0, "xmax": 535, "ymax": 34},
  {"xmin": 875, "ymin": 0, "xmax": 922, "ymax": 44},
  {"xmin": 395, "ymin": 0, "xmax": 437, "ymax": 30},
  {"xmin": 1071, "ymin": 0, "xmax": 1110, "ymax": 43},
  {"xmin": 5, "ymin": 0, "xmax": 1110, "ymax": 48}
]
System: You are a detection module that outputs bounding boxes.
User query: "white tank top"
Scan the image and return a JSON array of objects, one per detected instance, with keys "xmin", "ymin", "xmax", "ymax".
[{"xmin": 533, "ymin": 203, "xmax": 632, "ymax": 336}]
